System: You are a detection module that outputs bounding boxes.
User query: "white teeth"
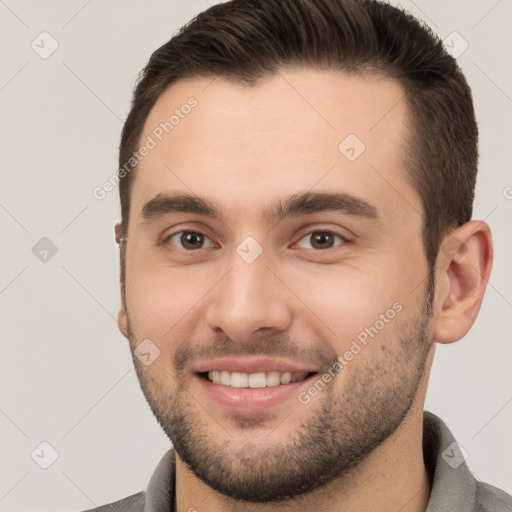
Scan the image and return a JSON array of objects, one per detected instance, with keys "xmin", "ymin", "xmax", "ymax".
[
  {"xmin": 206, "ymin": 370, "xmax": 311, "ymax": 387},
  {"xmin": 266, "ymin": 371, "xmax": 281, "ymax": 387},
  {"xmin": 220, "ymin": 370, "xmax": 231, "ymax": 386},
  {"xmin": 280, "ymin": 372, "xmax": 292, "ymax": 384},
  {"xmin": 230, "ymin": 372, "xmax": 249, "ymax": 388},
  {"xmin": 248, "ymin": 372, "xmax": 266, "ymax": 388}
]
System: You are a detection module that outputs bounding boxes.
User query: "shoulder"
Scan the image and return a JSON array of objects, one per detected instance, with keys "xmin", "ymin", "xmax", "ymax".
[
  {"xmin": 80, "ymin": 491, "xmax": 145, "ymax": 512},
  {"xmin": 475, "ymin": 481, "xmax": 512, "ymax": 511}
]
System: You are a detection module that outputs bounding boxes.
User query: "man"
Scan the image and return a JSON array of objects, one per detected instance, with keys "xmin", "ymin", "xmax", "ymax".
[{"xmin": 87, "ymin": 0, "xmax": 511, "ymax": 510}]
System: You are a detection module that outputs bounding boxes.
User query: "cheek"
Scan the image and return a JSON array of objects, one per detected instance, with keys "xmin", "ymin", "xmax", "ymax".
[
  {"xmin": 124, "ymin": 252, "xmax": 211, "ymax": 341},
  {"xmin": 287, "ymin": 261, "xmax": 404, "ymax": 353}
]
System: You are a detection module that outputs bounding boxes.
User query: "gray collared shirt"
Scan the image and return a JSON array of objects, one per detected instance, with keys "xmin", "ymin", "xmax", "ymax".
[{"xmin": 85, "ymin": 411, "xmax": 511, "ymax": 511}]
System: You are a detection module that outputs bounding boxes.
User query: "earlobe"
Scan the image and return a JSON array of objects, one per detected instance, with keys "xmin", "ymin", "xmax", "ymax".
[
  {"xmin": 115, "ymin": 222, "xmax": 130, "ymax": 339},
  {"xmin": 433, "ymin": 221, "xmax": 493, "ymax": 344},
  {"xmin": 115, "ymin": 223, "xmax": 122, "ymax": 244},
  {"xmin": 118, "ymin": 304, "xmax": 130, "ymax": 339}
]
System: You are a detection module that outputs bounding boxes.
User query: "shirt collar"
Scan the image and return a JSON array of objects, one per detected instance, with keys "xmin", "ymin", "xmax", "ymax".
[
  {"xmin": 143, "ymin": 446, "xmax": 176, "ymax": 512},
  {"xmin": 142, "ymin": 411, "xmax": 478, "ymax": 511},
  {"xmin": 423, "ymin": 411, "xmax": 476, "ymax": 511}
]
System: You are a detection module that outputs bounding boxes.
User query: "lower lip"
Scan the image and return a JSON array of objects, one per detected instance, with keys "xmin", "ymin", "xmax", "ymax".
[{"xmin": 195, "ymin": 373, "xmax": 316, "ymax": 414}]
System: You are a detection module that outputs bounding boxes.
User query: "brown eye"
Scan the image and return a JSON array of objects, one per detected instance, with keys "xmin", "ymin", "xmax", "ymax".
[
  {"xmin": 166, "ymin": 231, "xmax": 212, "ymax": 250},
  {"xmin": 295, "ymin": 231, "xmax": 346, "ymax": 250}
]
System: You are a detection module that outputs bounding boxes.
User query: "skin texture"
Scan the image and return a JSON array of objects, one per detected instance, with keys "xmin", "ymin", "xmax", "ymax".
[{"xmin": 117, "ymin": 68, "xmax": 493, "ymax": 512}]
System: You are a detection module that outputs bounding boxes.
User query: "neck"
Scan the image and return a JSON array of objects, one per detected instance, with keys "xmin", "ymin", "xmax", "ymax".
[{"xmin": 175, "ymin": 405, "xmax": 431, "ymax": 512}]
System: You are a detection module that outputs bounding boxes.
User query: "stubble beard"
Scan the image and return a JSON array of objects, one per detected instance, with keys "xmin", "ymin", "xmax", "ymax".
[{"xmin": 126, "ymin": 296, "xmax": 433, "ymax": 503}]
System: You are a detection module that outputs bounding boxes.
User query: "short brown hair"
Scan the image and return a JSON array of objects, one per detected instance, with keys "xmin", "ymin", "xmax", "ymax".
[{"xmin": 118, "ymin": 0, "xmax": 478, "ymax": 276}]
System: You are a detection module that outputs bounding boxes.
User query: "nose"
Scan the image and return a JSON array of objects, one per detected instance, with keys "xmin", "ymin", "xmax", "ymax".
[{"xmin": 204, "ymin": 251, "xmax": 293, "ymax": 343}]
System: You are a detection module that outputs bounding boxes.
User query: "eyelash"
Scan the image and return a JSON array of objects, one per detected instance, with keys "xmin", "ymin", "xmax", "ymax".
[{"xmin": 161, "ymin": 229, "xmax": 349, "ymax": 252}]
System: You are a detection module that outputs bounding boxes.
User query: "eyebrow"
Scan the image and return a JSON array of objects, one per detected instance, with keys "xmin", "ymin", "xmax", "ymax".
[{"xmin": 141, "ymin": 191, "xmax": 379, "ymax": 225}]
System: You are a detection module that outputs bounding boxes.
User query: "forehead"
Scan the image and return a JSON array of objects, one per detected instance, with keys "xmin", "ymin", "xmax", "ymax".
[{"xmin": 130, "ymin": 68, "xmax": 420, "ymax": 228}]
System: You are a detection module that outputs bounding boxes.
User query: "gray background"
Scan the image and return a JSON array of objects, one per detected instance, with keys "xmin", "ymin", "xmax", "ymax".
[{"xmin": 0, "ymin": 0, "xmax": 511, "ymax": 510}]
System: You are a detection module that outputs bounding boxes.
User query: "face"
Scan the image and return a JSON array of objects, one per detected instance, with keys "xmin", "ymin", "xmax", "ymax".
[{"xmin": 119, "ymin": 68, "xmax": 433, "ymax": 502}]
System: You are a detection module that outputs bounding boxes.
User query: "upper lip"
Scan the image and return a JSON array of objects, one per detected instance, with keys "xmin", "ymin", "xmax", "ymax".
[{"xmin": 192, "ymin": 357, "xmax": 318, "ymax": 374}]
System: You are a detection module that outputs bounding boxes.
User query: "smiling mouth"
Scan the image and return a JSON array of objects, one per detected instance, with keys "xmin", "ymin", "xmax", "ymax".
[{"xmin": 199, "ymin": 371, "xmax": 318, "ymax": 388}]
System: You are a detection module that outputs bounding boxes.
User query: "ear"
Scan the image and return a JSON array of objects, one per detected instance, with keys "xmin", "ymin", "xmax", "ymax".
[
  {"xmin": 433, "ymin": 221, "xmax": 493, "ymax": 344},
  {"xmin": 115, "ymin": 223, "xmax": 130, "ymax": 339}
]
